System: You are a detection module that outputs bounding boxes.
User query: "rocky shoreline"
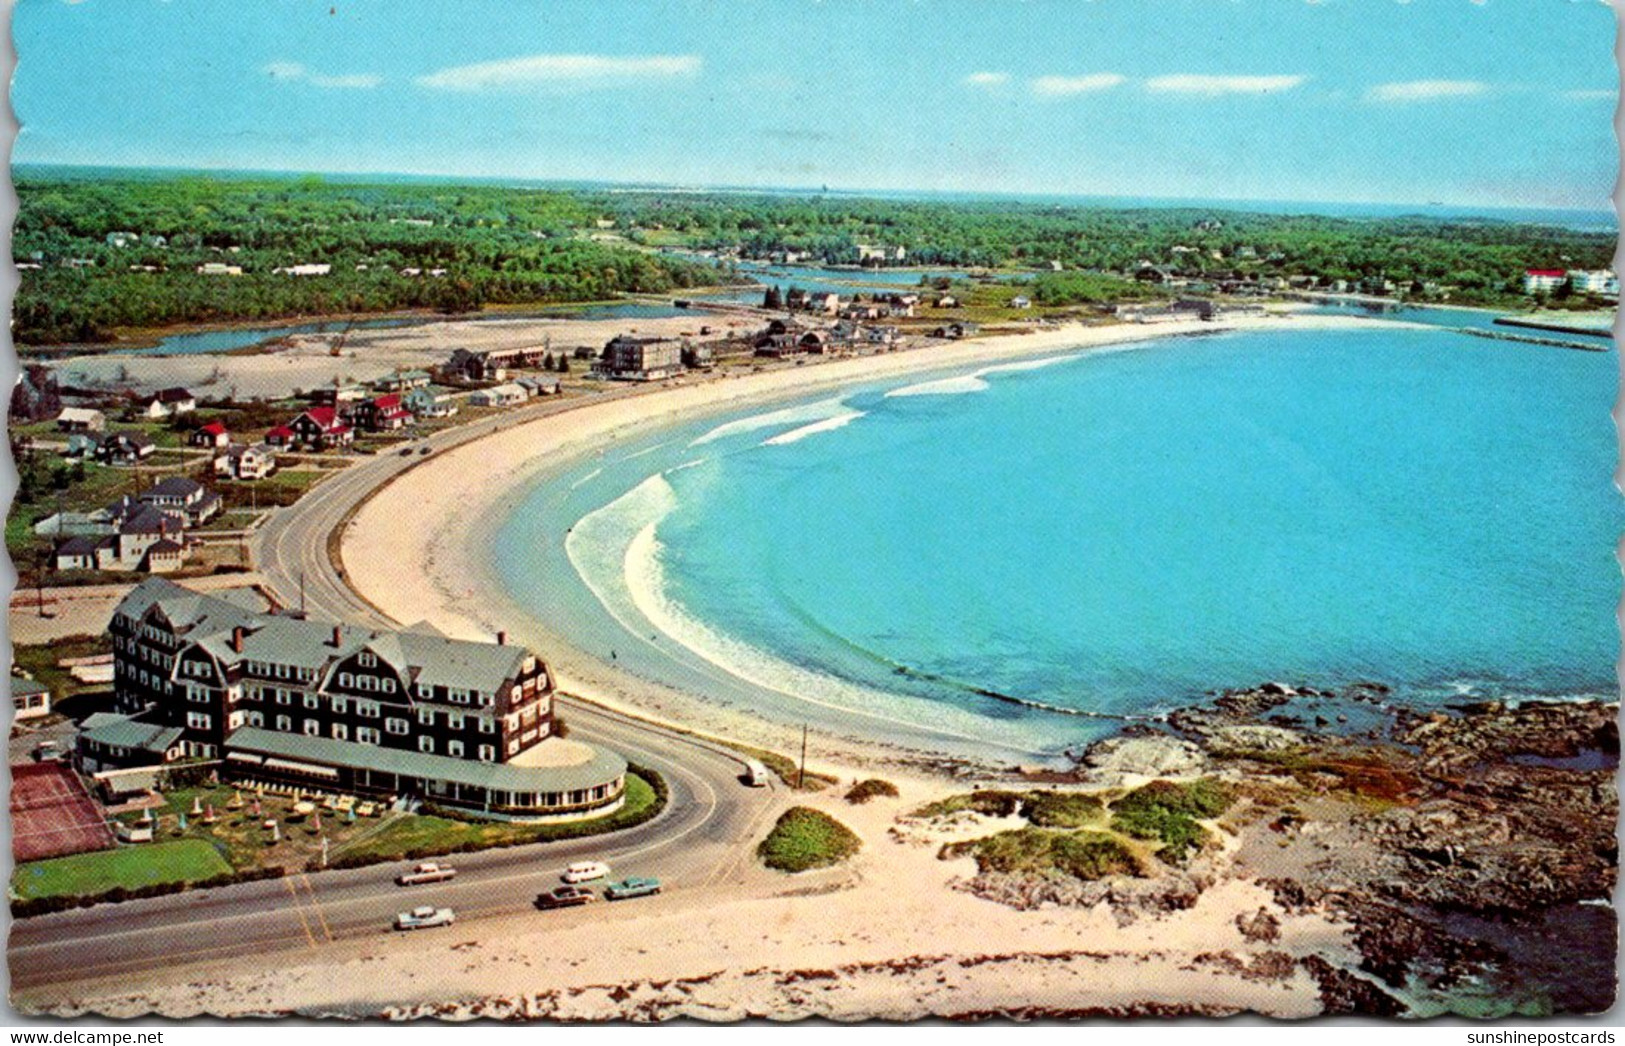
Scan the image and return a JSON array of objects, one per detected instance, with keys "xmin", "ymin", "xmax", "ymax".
[{"xmin": 1052, "ymin": 682, "xmax": 1619, "ymax": 1017}]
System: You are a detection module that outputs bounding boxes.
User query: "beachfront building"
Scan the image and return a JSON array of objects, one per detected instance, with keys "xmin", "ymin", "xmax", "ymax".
[
  {"xmin": 214, "ymin": 442, "xmax": 278, "ymax": 482},
  {"xmin": 445, "ymin": 346, "xmax": 550, "ymax": 382},
  {"xmin": 95, "ymin": 431, "xmax": 157, "ymax": 466},
  {"xmin": 269, "ymin": 408, "xmax": 354, "ymax": 450},
  {"xmin": 55, "ymin": 407, "xmax": 106, "ymax": 434},
  {"xmin": 190, "ymin": 420, "xmax": 231, "ymax": 449},
  {"xmin": 93, "ymin": 578, "xmax": 628, "ymax": 820},
  {"xmin": 374, "ymin": 370, "xmax": 433, "ymax": 393},
  {"xmin": 594, "ymin": 335, "xmax": 684, "ymax": 381},
  {"xmin": 348, "ymin": 394, "xmax": 414, "ymax": 432},
  {"xmin": 1569, "ymin": 269, "xmax": 1619, "ymax": 296},
  {"xmin": 1524, "ymin": 269, "xmax": 1568, "ymax": 294},
  {"xmin": 143, "ymin": 387, "xmax": 197, "ymax": 419},
  {"xmin": 139, "ymin": 477, "xmax": 223, "ymax": 528},
  {"xmin": 12, "ymin": 677, "xmax": 51, "ymax": 721},
  {"xmin": 469, "ymin": 384, "xmax": 528, "ymax": 408}
]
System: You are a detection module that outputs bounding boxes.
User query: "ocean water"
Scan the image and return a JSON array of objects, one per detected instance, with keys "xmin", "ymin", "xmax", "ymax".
[{"xmin": 496, "ymin": 327, "xmax": 1621, "ymax": 757}]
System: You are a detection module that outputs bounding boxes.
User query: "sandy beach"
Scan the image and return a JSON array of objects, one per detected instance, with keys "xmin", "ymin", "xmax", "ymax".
[{"xmin": 341, "ymin": 310, "xmax": 1410, "ymax": 770}]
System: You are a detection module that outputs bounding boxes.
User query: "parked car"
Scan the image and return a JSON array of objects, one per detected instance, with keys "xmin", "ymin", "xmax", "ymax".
[
  {"xmin": 535, "ymin": 885, "xmax": 597, "ymax": 910},
  {"xmin": 604, "ymin": 877, "xmax": 662, "ymax": 901},
  {"xmin": 561, "ymin": 861, "xmax": 610, "ymax": 884},
  {"xmin": 394, "ymin": 905, "xmax": 455, "ymax": 930},
  {"xmin": 396, "ymin": 862, "xmax": 457, "ymax": 886}
]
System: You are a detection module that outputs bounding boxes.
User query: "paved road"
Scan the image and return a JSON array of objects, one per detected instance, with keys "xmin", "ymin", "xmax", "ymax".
[{"xmin": 12, "ymin": 388, "xmax": 793, "ymax": 1004}]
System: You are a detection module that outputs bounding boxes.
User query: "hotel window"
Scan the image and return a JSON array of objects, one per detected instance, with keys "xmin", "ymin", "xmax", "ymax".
[
  {"xmin": 386, "ymin": 718, "xmax": 408, "ymax": 735},
  {"xmin": 303, "ymin": 720, "xmax": 320, "ymax": 737},
  {"xmin": 382, "ymin": 678, "xmax": 396, "ymax": 693},
  {"xmin": 357, "ymin": 700, "xmax": 380, "ymax": 718},
  {"xmin": 479, "ymin": 693, "xmax": 493, "ymax": 708},
  {"xmin": 450, "ymin": 688, "xmax": 470, "ymax": 705},
  {"xmin": 331, "ymin": 696, "xmax": 347, "ymax": 714},
  {"xmin": 447, "ymin": 740, "xmax": 464, "ymax": 758},
  {"xmin": 359, "ymin": 652, "xmax": 377, "ymax": 668},
  {"xmin": 417, "ymin": 684, "xmax": 432, "ymax": 699},
  {"xmin": 228, "ymin": 712, "xmax": 245, "ymax": 729},
  {"xmin": 417, "ymin": 708, "xmax": 435, "ymax": 726},
  {"xmin": 303, "ymin": 694, "xmax": 319, "ymax": 710},
  {"xmin": 356, "ymin": 726, "xmax": 380, "ymax": 745},
  {"xmin": 339, "ymin": 673, "xmax": 352, "ymax": 687},
  {"xmin": 479, "ymin": 718, "xmax": 496, "ymax": 734},
  {"xmin": 418, "ymin": 735, "xmax": 434, "ymax": 754},
  {"xmin": 332, "ymin": 723, "xmax": 348, "ymax": 741},
  {"xmin": 506, "ymin": 739, "xmax": 519, "ymax": 755},
  {"xmin": 276, "ymin": 715, "xmax": 292, "ymax": 731},
  {"xmin": 276, "ymin": 690, "xmax": 292, "ymax": 705},
  {"xmin": 477, "ymin": 745, "xmax": 495, "ymax": 763},
  {"xmin": 248, "ymin": 712, "xmax": 264, "ymax": 727},
  {"xmin": 448, "ymin": 713, "xmax": 465, "ymax": 731},
  {"xmin": 186, "ymin": 711, "xmax": 211, "ymax": 730}
]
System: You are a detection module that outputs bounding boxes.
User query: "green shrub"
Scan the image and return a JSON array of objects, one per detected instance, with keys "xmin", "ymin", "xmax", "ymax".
[
  {"xmin": 1023, "ymin": 791, "xmax": 1104, "ymax": 828},
  {"xmin": 844, "ymin": 779, "xmax": 899, "ymax": 804},
  {"xmin": 758, "ymin": 807, "xmax": 862, "ymax": 873},
  {"xmin": 1110, "ymin": 778, "xmax": 1233, "ymax": 863},
  {"xmin": 952, "ymin": 827, "xmax": 1138, "ymax": 881},
  {"xmin": 910, "ymin": 790, "xmax": 1024, "ymax": 819}
]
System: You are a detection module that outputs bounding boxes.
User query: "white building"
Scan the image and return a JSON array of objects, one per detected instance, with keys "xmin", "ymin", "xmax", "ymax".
[
  {"xmin": 1524, "ymin": 269, "xmax": 1568, "ymax": 294},
  {"xmin": 1569, "ymin": 269, "xmax": 1619, "ymax": 296}
]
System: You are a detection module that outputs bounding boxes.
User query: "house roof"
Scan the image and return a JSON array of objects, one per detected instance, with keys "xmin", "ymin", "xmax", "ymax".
[
  {"xmin": 266, "ymin": 425, "xmax": 295, "ymax": 439},
  {"xmin": 103, "ymin": 431, "xmax": 155, "ymax": 449},
  {"xmin": 153, "ymin": 387, "xmax": 195, "ymax": 403},
  {"xmin": 227, "ymin": 727, "xmax": 626, "ymax": 795},
  {"xmin": 56, "ymin": 407, "xmax": 104, "ymax": 423},
  {"xmin": 114, "ymin": 578, "xmax": 540, "ymax": 700},
  {"xmin": 80, "ymin": 712, "xmax": 184, "ymax": 753},
  {"xmin": 148, "ymin": 539, "xmax": 184, "ymax": 556},
  {"xmin": 144, "ymin": 476, "xmax": 205, "ymax": 499},
  {"xmin": 11, "ymin": 677, "xmax": 50, "ymax": 699},
  {"xmin": 55, "ymin": 536, "xmax": 99, "ymax": 556},
  {"xmin": 1526, "ymin": 269, "xmax": 1567, "ymax": 278},
  {"xmin": 198, "ymin": 421, "xmax": 228, "ymax": 436}
]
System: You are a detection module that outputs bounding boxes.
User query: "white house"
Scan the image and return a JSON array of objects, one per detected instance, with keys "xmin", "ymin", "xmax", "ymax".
[
  {"xmin": 56, "ymin": 407, "xmax": 106, "ymax": 434},
  {"xmin": 1569, "ymin": 269, "xmax": 1619, "ymax": 296},
  {"xmin": 214, "ymin": 443, "xmax": 279, "ymax": 482},
  {"xmin": 470, "ymin": 384, "xmax": 528, "ymax": 408},
  {"xmin": 144, "ymin": 387, "xmax": 197, "ymax": 419},
  {"xmin": 1524, "ymin": 269, "xmax": 1568, "ymax": 294},
  {"xmin": 196, "ymin": 262, "xmax": 244, "ymax": 276}
]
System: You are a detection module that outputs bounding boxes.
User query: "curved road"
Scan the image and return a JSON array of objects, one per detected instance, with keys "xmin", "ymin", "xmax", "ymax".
[{"xmin": 12, "ymin": 392, "xmax": 793, "ymax": 1007}]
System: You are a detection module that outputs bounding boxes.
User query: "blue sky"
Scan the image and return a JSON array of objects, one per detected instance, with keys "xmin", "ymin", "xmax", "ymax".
[{"xmin": 11, "ymin": 0, "xmax": 1620, "ymax": 210}]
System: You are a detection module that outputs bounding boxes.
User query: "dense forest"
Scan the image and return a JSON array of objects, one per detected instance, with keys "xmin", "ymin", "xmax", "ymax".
[
  {"xmin": 12, "ymin": 175, "xmax": 726, "ymax": 344},
  {"xmin": 13, "ymin": 171, "xmax": 1616, "ymax": 344}
]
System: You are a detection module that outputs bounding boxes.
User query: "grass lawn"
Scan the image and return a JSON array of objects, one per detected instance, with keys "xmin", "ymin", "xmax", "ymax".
[
  {"xmin": 757, "ymin": 806, "xmax": 861, "ymax": 873},
  {"xmin": 216, "ymin": 469, "xmax": 329, "ymax": 511},
  {"xmin": 332, "ymin": 771, "xmax": 663, "ymax": 866},
  {"xmin": 11, "ymin": 840, "xmax": 231, "ymax": 900},
  {"xmin": 11, "ymin": 635, "xmax": 113, "ymax": 704}
]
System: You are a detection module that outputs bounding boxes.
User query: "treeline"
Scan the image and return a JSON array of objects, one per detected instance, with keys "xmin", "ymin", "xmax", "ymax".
[
  {"xmin": 14, "ymin": 175, "xmax": 722, "ymax": 344},
  {"xmin": 599, "ymin": 191, "xmax": 1615, "ymax": 302}
]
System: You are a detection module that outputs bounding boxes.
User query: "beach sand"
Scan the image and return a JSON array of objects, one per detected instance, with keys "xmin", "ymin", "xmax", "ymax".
[{"xmin": 33, "ymin": 778, "xmax": 1356, "ymax": 1020}]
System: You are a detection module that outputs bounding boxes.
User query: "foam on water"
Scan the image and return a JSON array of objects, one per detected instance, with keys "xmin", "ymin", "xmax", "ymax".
[
  {"xmin": 762, "ymin": 410, "xmax": 867, "ymax": 446},
  {"xmin": 689, "ymin": 396, "xmax": 854, "ymax": 446},
  {"xmin": 884, "ymin": 353, "xmax": 1078, "ymax": 398}
]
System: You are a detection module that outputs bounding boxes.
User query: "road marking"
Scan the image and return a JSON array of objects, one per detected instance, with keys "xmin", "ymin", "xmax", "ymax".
[
  {"xmin": 282, "ymin": 876, "xmax": 319, "ymax": 949},
  {"xmin": 299, "ymin": 873, "xmax": 335, "ymax": 942}
]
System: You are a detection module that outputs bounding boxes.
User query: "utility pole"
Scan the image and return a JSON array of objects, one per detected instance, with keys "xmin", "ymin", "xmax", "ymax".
[
  {"xmin": 299, "ymin": 571, "xmax": 306, "ymax": 616},
  {"xmin": 797, "ymin": 723, "xmax": 807, "ymax": 790}
]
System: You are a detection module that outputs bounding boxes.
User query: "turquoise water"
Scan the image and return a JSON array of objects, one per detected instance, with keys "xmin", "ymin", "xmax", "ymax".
[{"xmin": 496, "ymin": 327, "xmax": 1621, "ymax": 757}]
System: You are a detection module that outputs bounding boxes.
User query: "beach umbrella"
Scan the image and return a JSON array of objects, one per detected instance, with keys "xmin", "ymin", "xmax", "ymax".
[
  {"xmin": 313, "ymin": 811, "xmax": 322, "ymax": 832},
  {"xmin": 139, "ymin": 806, "xmax": 153, "ymax": 824},
  {"xmin": 177, "ymin": 812, "xmax": 187, "ymax": 830},
  {"xmin": 268, "ymin": 820, "xmax": 280, "ymax": 843},
  {"xmin": 191, "ymin": 796, "xmax": 203, "ymax": 816},
  {"xmin": 229, "ymin": 791, "xmax": 244, "ymax": 809},
  {"xmin": 204, "ymin": 803, "xmax": 216, "ymax": 824},
  {"xmin": 346, "ymin": 807, "xmax": 357, "ymax": 824}
]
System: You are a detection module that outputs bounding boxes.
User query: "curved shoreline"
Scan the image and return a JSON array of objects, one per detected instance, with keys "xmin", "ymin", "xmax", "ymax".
[{"xmin": 342, "ymin": 312, "xmax": 1417, "ymax": 770}]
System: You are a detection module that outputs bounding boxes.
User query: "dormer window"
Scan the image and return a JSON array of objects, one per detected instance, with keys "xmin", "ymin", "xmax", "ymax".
[{"xmin": 359, "ymin": 651, "xmax": 377, "ymax": 668}]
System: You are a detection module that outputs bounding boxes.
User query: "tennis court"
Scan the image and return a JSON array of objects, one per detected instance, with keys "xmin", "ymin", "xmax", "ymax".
[{"xmin": 11, "ymin": 762, "xmax": 115, "ymax": 863}]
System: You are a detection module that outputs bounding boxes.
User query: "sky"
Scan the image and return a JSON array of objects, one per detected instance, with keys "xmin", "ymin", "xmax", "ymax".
[{"xmin": 10, "ymin": 0, "xmax": 1621, "ymax": 211}]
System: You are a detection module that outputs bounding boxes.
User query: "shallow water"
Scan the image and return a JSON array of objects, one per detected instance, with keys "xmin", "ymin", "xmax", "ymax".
[{"xmin": 496, "ymin": 326, "xmax": 1621, "ymax": 757}]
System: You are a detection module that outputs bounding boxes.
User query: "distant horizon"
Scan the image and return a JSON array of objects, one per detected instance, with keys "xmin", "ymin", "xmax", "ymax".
[
  {"xmin": 13, "ymin": 1, "xmax": 1616, "ymax": 216},
  {"xmin": 14, "ymin": 161, "xmax": 1618, "ymax": 229}
]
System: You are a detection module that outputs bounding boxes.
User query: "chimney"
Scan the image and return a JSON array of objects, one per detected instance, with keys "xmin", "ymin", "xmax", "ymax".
[
  {"xmin": 497, "ymin": 630, "xmax": 507, "ymax": 646},
  {"xmin": 331, "ymin": 625, "xmax": 342, "ymax": 648},
  {"xmin": 232, "ymin": 626, "xmax": 245, "ymax": 654}
]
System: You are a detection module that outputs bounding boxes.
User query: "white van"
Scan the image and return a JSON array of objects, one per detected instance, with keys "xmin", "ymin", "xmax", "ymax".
[
  {"xmin": 742, "ymin": 759, "xmax": 771, "ymax": 788},
  {"xmin": 562, "ymin": 861, "xmax": 610, "ymax": 884}
]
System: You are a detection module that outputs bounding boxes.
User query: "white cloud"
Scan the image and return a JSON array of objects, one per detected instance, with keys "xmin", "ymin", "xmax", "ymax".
[
  {"xmin": 1145, "ymin": 74, "xmax": 1307, "ymax": 96},
  {"xmin": 1029, "ymin": 73, "xmax": 1127, "ymax": 97},
  {"xmin": 1365, "ymin": 79, "xmax": 1489, "ymax": 103},
  {"xmin": 416, "ymin": 53, "xmax": 702, "ymax": 91},
  {"xmin": 264, "ymin": 60, "xmax": 380, "ymax": 89},
  {"xmin": 964, "ymin": 71, "xmax": 1010, "ymax": 88},
  {"xmin": 308, "ymin": 73, "xmax": 383, "ymax": 89}
]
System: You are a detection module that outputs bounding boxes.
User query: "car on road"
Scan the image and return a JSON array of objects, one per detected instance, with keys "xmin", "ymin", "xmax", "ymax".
[
  {"xmin": 398, "ymin": 447, "xmax": 414, "ymax": 457},
  {"xmin": 604, "ymin": 877, "xmax": 661, "ymax": 901},
  {"xmin": 561, "ymin": 861, "xmax": 610, "ymax": 884},
  {"xmin": 394, "ymin": 905, "xmax": 455, "ymax": 931},
  {"xmin": 535, "ymin": 885, "xmax": 597, "ymax": 910},
  {"xmin": 396, "ymin": 862, "xmax": 457, "ymax": 886}
]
